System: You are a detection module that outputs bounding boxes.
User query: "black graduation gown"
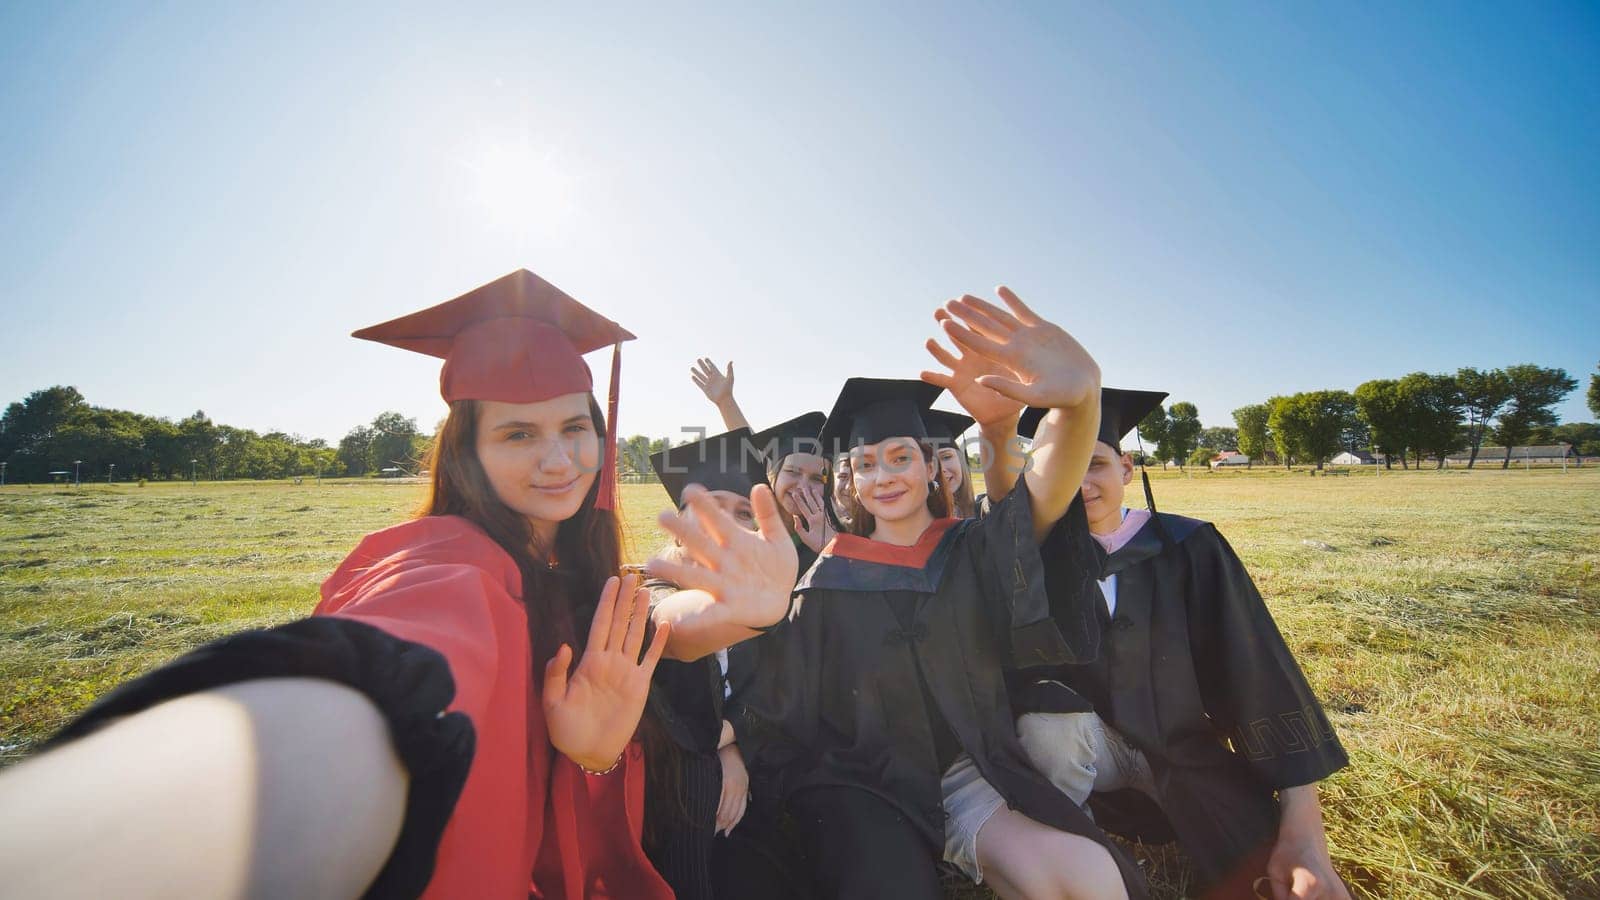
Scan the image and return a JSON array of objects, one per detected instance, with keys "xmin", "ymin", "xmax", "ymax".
[
  {"xmin": 733, "ymin": 479, "xmax": 1148, "ymax": 899},
  {"xmin": 645, "ymin": 583, "xmax": 812, "ymax": 900},
  {"xmin": 1024, "ymin": 512, "xmax": 1349, "ymax": 889},
  {"xmin": 640, "ymin": 583, "xmax": 724, "ymax": 900}
]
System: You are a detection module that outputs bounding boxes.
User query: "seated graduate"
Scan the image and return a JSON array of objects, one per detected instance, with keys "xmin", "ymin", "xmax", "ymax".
[
  {"xmin": 752, "ymin": 412, "xmax": 832, "ymax": 568},
  {"xmin": 640, "ymin": 427, "xmax": 809, "ymax": 900},
  {"xmin": 0, "ymin": 270, "xmax": 798, "ymax": 900},
  {"xmin": 690, "ymin": 358, "xmax": 833, "ymax": 565},
  {"xmin": 731, "ymin": 288, "xmax": 1148, "ymax": 900},
  {"xmin": 1010, "ymin": 389, "xmax": 1352, "ymax": 900}
]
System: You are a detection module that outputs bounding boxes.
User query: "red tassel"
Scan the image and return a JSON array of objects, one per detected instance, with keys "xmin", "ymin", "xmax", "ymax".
[{"xmin": 597, "ymin": 342, "xmax": 622, "ymax": 510}]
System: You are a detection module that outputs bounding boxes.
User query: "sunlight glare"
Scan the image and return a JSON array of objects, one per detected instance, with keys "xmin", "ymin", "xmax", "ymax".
[{"xmin": 457, "ymin": 137, "xmax": 579, "ymax": 240}]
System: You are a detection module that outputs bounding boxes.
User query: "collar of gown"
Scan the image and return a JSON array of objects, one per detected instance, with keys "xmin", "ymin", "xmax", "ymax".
[
  {"xmin": 824, "ymin": 517, "xmax": 963, "ymax": 568},
  {"xmin": 1093, "ymin": 507, "xmax": 1151, "ymax": 557}
]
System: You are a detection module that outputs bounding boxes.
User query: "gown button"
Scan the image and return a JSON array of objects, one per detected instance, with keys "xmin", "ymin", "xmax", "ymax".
[{"xmin": 1111, "ymin": 616, "xmax": 1134, "ymax": 631}]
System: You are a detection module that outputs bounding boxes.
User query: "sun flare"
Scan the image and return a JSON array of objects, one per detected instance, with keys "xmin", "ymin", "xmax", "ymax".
[{"xmin": 458, "ymin": 137, "xmax": 578, "ymax": 236}]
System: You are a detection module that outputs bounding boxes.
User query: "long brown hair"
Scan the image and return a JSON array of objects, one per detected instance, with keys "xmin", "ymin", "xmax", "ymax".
[
  {"xmin": 843, "ymin": 439, "xmax": 952, "ymax": 537},
  {"xmin": 945, "ymin": 445, "xmax": 976, "ymax": 518},
  {"xmin": 417, "ymin": 395, "xmax": 623, "ymax": 664}
]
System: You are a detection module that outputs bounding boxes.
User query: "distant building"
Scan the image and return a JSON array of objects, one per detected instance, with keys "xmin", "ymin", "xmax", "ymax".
[
  {"xmin": 1443, "ymin": 444, "xmax": 1579, "ymax": 467},
  {"xmin": 1330, "ymin": 450, "xmax": 1379, "ymax": 466},
  {"xmin": 1210, "ymin": 451, "xmax": 1251, "ymax": 468}
]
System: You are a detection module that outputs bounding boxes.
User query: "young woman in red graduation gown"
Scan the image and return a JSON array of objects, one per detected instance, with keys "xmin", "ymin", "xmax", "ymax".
[{"xmin": 0, "ymin": 270, "xmax": 798, "ymax": 900}]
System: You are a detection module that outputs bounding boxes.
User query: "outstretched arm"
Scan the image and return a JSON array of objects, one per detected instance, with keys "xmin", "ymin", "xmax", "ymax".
[
  {"xmin": 690, "ymin": 358, "xmax": 751, "ymax": 432},
  {"xmin": 0, "ymin": 678, "xmax": 406, "ymax": 900},
  {"xmin": 923, "ymin": 287, "xmax": 1100, "ymax": 543},
  {"xmin": 975, "ymin": 417, "xmax": 1025, "ymax": 503}
]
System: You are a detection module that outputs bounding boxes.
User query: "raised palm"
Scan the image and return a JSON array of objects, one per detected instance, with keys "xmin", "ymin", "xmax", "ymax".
[
  {"xmin": 789, "ymin": 481, "xmax": 834, "ymax": 554},
  {"xmin": 648, "ymin": 484, "xmax": 799, "ymax": 631},
  {"xmin": 543, "ymin": 574, "xmax": 670, "ymax": 772},
  {"xmin": 690, "ymin": 358, "xmax": 736, "ymax": 406},
  {"xmin": 923, "ymin": 287, "xmax": 1099, "ymax": 412},
  {"xmin": 921, "ymin": 307, "xmax": 1025, "ymax": 426}
]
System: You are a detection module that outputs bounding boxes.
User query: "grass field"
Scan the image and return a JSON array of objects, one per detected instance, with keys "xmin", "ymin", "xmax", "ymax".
[{"xmin": 2, "ymin": 468, "xmax": 1597, "ymax": 898}]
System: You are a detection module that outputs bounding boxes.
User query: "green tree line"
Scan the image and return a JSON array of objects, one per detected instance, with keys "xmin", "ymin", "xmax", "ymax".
[
  {"xmin": 1135, "ymin": 362, "xmax": 1597, "ymax": 471},
  {"xmin": 0, "ymin": 386, "xmax": 427, "ymax": 483},
  {"xmin": 8, "ymin": 364, "xmax": 1596, "ymax": 483}
]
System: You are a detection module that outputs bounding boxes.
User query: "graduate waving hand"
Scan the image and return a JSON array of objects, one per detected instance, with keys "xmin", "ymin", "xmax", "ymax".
[
  {"xmin": 788, "ymin": 480, "xmax": 834, "ymax": 555},
  {"xmin": 544, "ymin": 574, "xmax": 671, "ymax": 772},
  {"xmin": 922, "ymin": 305, "xmax": 1026, "ymax": 506},
  {"xmin": 690, "ymin": 357, "xmax": 752, "ymax": 432},
  {"xmin": 648, "ymin": 483, "xmax": 800, "ymax": 662},
  {"xmin": 922, "ymin": 286, "xmax": 1101, "ymax": 543}
]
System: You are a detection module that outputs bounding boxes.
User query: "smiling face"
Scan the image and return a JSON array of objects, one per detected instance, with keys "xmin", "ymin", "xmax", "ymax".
[
  {"xmin": 1080, "ymin": 440, "xmax": 1135, "ymax": 534},
  {"xmin": 851, "ymin": 436, "xmax": 937, "ymax": 525},
  {"xmin": 474, "ymin": 393, "xmax": 601, "ymax": 537},
  {"xmin": 772, "ymin": 451, "xmax": 827, "ymax": 516},
  {"xmin": 936, "ymin": 445, "xmax": 965, "ymax": 493}
]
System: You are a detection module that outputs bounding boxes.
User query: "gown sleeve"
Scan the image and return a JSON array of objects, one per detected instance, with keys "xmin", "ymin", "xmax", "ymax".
[
  {"xmin": 964, "ymin": 476, "xmax": 1097, "ymax": 667},
  {"xmin": 47, "ymin": 517, "xmax": 532, "ymax": 899},
  {"xmin": 643, "ymin": 578, "xmax": 723, "ymax": 755},
  {"xmin": 1036, "ymin": 493, "xmax": 1106, "ymax": 666},
  {"xmin": 1185, "ymin": 525, "xmax": 1349, "ymax": 789}
]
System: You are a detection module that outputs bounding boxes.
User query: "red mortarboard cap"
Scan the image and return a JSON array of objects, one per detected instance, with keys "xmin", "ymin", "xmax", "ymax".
[
  {"xmin": 353, "ymin": 269, "xmax": 635, "ymax": 509},
  {"xmin": 352, "ymin": 269, "xmax": 634, "ymax": 403}
]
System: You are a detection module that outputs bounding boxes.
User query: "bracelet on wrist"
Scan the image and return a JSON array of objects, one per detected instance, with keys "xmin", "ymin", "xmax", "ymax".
[{"xmin": 578, "ymin": 752, "xmax": 624, "ymax": 776}]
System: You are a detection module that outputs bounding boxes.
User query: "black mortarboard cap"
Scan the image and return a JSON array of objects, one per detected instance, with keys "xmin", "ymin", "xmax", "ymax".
[
  {"xmin": 650, "ymin": 427, "xmax": 767, "ymax": 508},
  {"xmin": 818, "ymin": 378, "xmax": 944, "ymax": 454},
  {"xmin": 1017, "ymin": 388, "xmax": 1168, "ymax": 449},
  {"xmin": 922, "ymin": 409, "xmax": 975, "ymax": 446},
  {"xmin": 750, "ymin": 412, "xmax": 826, "ymax": 465}
]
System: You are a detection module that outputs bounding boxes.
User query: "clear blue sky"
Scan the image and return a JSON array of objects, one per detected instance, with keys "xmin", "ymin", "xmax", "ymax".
[{"xmin": 3, "ymin": 2, "xmax": 1596, "ymax": 445}]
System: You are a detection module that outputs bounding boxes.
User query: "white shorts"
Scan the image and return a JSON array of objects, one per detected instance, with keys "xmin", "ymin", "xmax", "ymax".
[
  {"xmin": 939, "ymin": 753, "xmax": 1007, "ymax": 884},
  {"xmin": 1017, "ymin": 710, "xmax": 1158, "ymax": 805}
]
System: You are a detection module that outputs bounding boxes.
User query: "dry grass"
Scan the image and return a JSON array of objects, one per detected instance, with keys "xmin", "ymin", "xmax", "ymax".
[{"xmin": 2, "ymin": 467, "xmax": 1597, "ymax": 898}]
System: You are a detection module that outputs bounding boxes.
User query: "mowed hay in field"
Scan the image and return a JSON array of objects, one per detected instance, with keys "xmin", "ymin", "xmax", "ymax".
[
  {"xmin": 1126, "ymin": 467, "xmax": 1600, "ymax": 900},
  {"xmin": 2, "ymin": 469, "xmax": 1597, "ymax": 898},
  {"xmin": 0, "ymin": 478, "xmax": 678, "ymax": 758}
]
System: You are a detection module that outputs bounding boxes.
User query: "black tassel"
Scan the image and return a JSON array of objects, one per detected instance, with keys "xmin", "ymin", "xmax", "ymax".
[
  {"xmin": 1134, "ymin": 430, "xmax": 1173, "ymax": 548},
  {"xmin": 1134, "ymin": 431, "xmax": 1158, "ymax": 515}
]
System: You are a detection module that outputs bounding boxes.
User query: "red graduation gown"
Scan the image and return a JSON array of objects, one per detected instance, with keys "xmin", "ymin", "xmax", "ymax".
[{"xmin": 316, "ymin": 515, "xmax": 672, "ymax": 900}]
